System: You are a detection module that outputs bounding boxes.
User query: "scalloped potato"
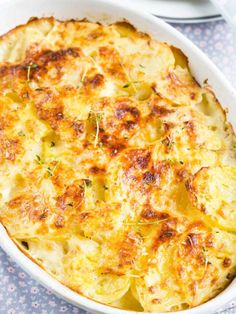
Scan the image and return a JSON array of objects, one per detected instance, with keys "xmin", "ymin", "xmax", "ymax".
[{"xmin": 0, "ymin": 18, "xmax": 235, "ymax": 312}]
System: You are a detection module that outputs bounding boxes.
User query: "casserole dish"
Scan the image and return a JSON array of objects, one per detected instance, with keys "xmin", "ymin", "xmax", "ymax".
[{"xmin": 0, "ymin": 0, "xmax": 235, "ymax": 313}]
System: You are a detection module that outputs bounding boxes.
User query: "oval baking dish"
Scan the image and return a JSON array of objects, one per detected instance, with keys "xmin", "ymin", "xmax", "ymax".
[{"xmin": 0, "ymin": 0, "xmax": 235, "ymax": 313}]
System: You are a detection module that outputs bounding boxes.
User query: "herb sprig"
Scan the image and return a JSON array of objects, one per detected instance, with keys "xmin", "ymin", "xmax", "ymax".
[{"xmin": 25, "ymin": 63, "xmax": 38, "ymax": 82}]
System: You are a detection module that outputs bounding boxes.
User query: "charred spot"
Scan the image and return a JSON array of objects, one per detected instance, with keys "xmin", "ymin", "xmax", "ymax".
[
  {"xmin": 205, "ymin": 234, "xmax": 214, "ymax": 248},
  {"xmin": 162, "ymin": 136, "xmax": 174, "ymax": 152},
  {"xmin": 0, "ymin": 137, "xmax": 22, "ymax": 162},
  {"xmin": 184, "ymin": 121, "xmax": 195, "ymax": 138},
  {"xmin": 141, "ymin": 206, "xmax": 169, "ymax": 220},
  {"xmin": 197, "ymin": 252, "xmax": 207, "ymax": 265},
  {"xmin": 35, "ymin": 96, "xmax": 64, "ymax": 129},
  {"xmin": 99, "ymin": 46, "xmax": 110, "ymax": 56},
  {"xmin": 163, "ymin": 122, "xmax": 174, "ymax": 132},
  {"xmin": 0, "ymin": 64, "xmax": 23, "ymax": 78},
  {"xmin": 21, "ymin": 241, "xmax": 29, "ymax": 250},
  {"xmin": 185, "ymin": 233, "xmax": 198, "ymax": 247},
  {"xmin": 226, "ymin": 273, "xmax": 235, "ymax": 281},
  {"xmin": 148, "ymin": 286, "xmax": 157, "ymax": 294},
  {"xmin": 159, "ymin": 229, "xmax": 176, "ymax": 242},
  {"xmin": 200, "ymin": 204, "xmax": 206, "ymax": 213},
  {"xmin": 115, "ymin": 104, "xmax": 140, "ymax": 120},
  {"xmin": 153, "ymin": 222, "xmax": 177, "ymax": 250},
  {"xmin": 101, "ymin": 134, "xmax": 126, "ymax": 156},
  {"xmin": 190, "ymin": 92, "xmax": 195, "ymax": 100},
  {"xmin": 54, "ymin": 215, "xmax": 65, "ymax": 228},
  {"xmin": 72, "ymin": 121, "xmax": 84, "ymax": 135},
  {"xmin": 55, "ymin": 111, "xmax": 64, "ymax": 120},
  {"xmin": 28, "ymin": 207, "xmax": 48, "ymax": 222},
  {"xmin": 118, "ymin": 232, "xmax": 139, "ymax": 268},
  {"xmin": 166, "ymin": 71, "xmax": 182, "ymax": 86},
  {"xmin": 0, "ymin": 65, "xmax": 9, "ymax": 76},
  {"xmin": 142, "ymin": 171, "xmax": 156, "ymax": 184},
  {"xmin": 38, "ymin": 211, "xmax": 48, "ymax": 220},
  {"xmin": 223, "ymin": 257, "xmax": 232, "ymax": 268},
  {"xmin": 177, "ymin": 168, "xmax": 189, "ymax": 181},
  {"xmin": 22, "ymin": 91, "xmax": 30, "ymax": 99},
  {"xmin": 83, "ymin": 179, "xmax": 92, "ymax": 187},
  {"xmin": 99, "ymin": 46, "xmax": 126, "ymax": 80},
  {"xmin": 155, "ymin": 162, "xmax": 169, "ymax": 178},
  {"xmin": 110, "ymin": 143, "xmax": 126, "ymax": 157},
  {"xmin": 151, "ymin": 84, "xmax": 162, "ymax": 97},
  {"xmin": 100, "ymin": 267, "xmax": 124, "ymax": 276},
  {"xmin": 35, "ymin": 47, "xmax": 81, "ymax": 64},
  {"xmin": 152, "ymin": 105, "xmax": 174, "ymax": 117},
  {"xmin": 79, "ymin": 212, "xmax": 90, "ymax": 221},
  {"xmin": 89, "ymin": 166, "xmax": 105, "ymax": 174},
  {"xmin": 56, "ymin": 184, "xmax": 84, "ymax": 211},
  {"xmin": 2, "ymin": 138, "xmax": 21, "ymax": 161},
  {"xmin": 124, "ymin": 120, "xmax": 136, "ymax": 130},
  {"xmin": 87, "ymin": 29, "xmax": 105, "ymax": 40},
  {"xmin": 185, "ymin": 180, "xmax": 192, "ymax": 191},
  {"xmin": 84, "ymin": 73, "xmax": 104, "ymax": 89},
  {"xmin": 127, "ymin": 150, "xmax": 151, "ymax": 169}
]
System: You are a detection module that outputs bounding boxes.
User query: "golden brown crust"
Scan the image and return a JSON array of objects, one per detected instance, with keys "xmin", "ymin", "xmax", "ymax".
[{"xmin": 0, "ymin": 17, "xmax": 235, "ymax": 313}]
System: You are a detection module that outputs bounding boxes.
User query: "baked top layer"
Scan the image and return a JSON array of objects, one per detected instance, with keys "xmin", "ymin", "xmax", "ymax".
[{"xmin": 0, "ymin": 17, "xmax": 235, "ymax": 312}]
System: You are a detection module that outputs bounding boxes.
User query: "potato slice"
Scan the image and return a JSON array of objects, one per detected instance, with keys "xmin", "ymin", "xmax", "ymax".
[{"xmin": 187, "ymin": 166, "xmax": 236, "ymax": 231}]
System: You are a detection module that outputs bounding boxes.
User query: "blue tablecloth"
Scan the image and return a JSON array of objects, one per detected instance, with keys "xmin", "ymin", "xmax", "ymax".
[{"xmin": 0, "ymin": 20, "xmax": 235, "ymax": 314}]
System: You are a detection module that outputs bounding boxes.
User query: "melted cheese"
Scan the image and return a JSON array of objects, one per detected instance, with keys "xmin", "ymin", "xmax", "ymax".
[{"xmin": 0, "ymin": 18, "xmax": 235, "ymax": 312}]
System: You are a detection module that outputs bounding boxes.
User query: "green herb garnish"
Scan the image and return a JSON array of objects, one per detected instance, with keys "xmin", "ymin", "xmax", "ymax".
[
  {"xmin": 25, "ymin": 63, "xmax": 38, "ymax": 82},
  {"xmin": 18, "ymin": 130, "xmax": 25, "ymax": 137},
  {"xmin": 94, "ymin": 112, "xmax": 103, "ymax": 147},
  {"xmin": 122, "ymin": 83, "xmax": 130, "ymax": 88},
  {"xmin": 47, "ymin": 167, "xmax": 53, "ymax": 176},
  {"xmin": 35, "ymin": 154, "xmax": 43, "ymax": 165}
]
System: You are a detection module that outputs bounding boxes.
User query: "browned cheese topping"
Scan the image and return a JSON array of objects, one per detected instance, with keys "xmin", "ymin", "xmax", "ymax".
[{"xmin": 0, "ymin": 18, "xmax": 235, "ymax": 312}]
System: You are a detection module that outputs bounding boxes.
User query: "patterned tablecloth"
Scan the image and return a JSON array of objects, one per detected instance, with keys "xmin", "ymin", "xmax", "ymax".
[{"xmin": 0, "ymin": 19, "xmax": 235, "ymax": 314}]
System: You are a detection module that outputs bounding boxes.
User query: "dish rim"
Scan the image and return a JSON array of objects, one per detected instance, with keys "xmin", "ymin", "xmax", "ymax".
[{"xmin": 0, "ymin": 0, "xmax": 235, "ymax": 313}]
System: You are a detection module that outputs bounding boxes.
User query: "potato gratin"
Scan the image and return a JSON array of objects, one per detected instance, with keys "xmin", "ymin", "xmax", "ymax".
[{"xmin": 0, "ymin": 17, "xmax": 235, "ymax": 312}]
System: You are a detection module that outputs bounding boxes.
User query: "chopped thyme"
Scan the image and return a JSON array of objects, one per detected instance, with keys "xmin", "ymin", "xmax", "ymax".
[
  {"xmin": 25, "ymin": 63, "xmax": 38, "ymax": 82},
  {"xmin": 35, "ymin": 154, "xmax": 43, "ymax": 165},
  {"xmin": 67, "ymin": 203, "xmax": 73, "ymax": 207},
  {"xmin": 126, "ymin": 218, "xmax": 168, "ymax": 226},
  {"xmin": 47, "ymin": 167, "xmax": 53, "ymax": 176},
  {"xmin": 46, "ymin": 161, "xmax": 58, "ymax": 177},
  {"xmin": 50, "ymin": 141, "xmax": 55, "ymax": 147},
  {"xmin": 122, "ymin": 81, "xmax": 140, "ymax": 89},
  {"xmin": 179, "ymin": 161, "xmax": 184, "ymax": 165},
  {"xmin": 103, "ymin": 185, "xmax": 109, "ymax": 190},
  {"xmin": 122, "ymin": 83, "xmax": 130, "ymax": 88},
  {"xmin": 18, "ymin": 130, "xmax": 25, "ymax": 137},
  {"xmin": 94, "ymin": 112, "xmax": 103, "ymax": 147},
  {"xmin": 137, "ymin": 219, "xmax": 167, "ymax": 225}
]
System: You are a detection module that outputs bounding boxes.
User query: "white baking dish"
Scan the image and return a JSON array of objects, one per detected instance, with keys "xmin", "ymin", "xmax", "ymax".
[{"xmin": 0, "ymin": 0, "xmax": 235, "ymax": 313}]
